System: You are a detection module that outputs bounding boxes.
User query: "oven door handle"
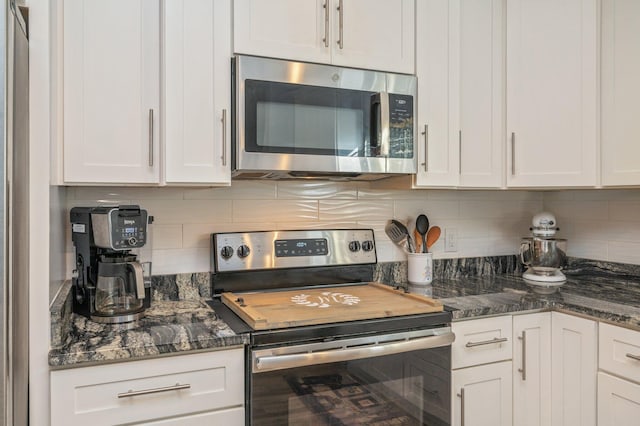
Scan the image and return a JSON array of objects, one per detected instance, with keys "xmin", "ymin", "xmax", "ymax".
[{"xmin": 253, "ymin": 331, "xmax": 455, "ymax": 373}]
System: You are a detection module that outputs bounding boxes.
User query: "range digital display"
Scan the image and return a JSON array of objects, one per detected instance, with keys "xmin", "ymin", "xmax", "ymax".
[{"xmin": 275, "ymin": 238, "xmax": 328, "ymax": 257}]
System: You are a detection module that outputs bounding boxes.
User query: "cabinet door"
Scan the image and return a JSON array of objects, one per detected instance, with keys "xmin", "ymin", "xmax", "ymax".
[
  {"xmin": 233, "ymin": 0, "xmax": 330, "ymax": 64},
  {"xmin": 332, "ymin": 0, "xmax": 415, "ymax": 73},
  {"xmin": 513, "ymin": 313, "xmax": 552, "ymax": 426},
  {"xmin": 414, "ymin": 0, "xmax": 459, "ymax": 187},
  {"xmin": 457, "ymin": 0, "xmax": 504, "ymax": 188},
  {"xmin": 452, "ymin": 361, "xmax": 513, "ymax": 426},
  {"xmin": 551, "ymin": 312, "xmax": 597, "ymax": 426},
  {"xmin": 138, "ymin": 406, "xmax": 244, "ymax": 425},
  {"xmin": 50, "ymin": 349, "xmax": 244, "ymax": 426},
  {"xmin": 164, "ymin": 0, "xmax": 231, "ymax": 184},
  {"xmin": 597, "ymin": 372, "xmax": 640, "ymax": 426},
  {"xmin": 506, "ymin": 0, "xmax": 597, "ymax": 187},
  {"xmin": 601, "ymin": 0, "xmax": 640, "ymax": 185},
  {"xmin": 63, "ymin": 0, "xmax": 160, "ymax": 184}
]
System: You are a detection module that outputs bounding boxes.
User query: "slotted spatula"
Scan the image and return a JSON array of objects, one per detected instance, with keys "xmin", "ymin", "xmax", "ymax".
[{"xmin": 385, "ymin": 220, "xmax": 415, "ymax": 253}]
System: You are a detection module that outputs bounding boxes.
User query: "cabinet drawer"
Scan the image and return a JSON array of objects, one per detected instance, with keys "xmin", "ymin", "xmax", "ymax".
[
  {"xmin": 452, "ymin": 316, "xmax": 512, "ymax": 369},
  {"xmin": 51, "ymin": 349, "xmax": 244, "ymax": 426},
  {"xmin": 599, "ymin": 322, "xmax": 640, "ymax": 383}
]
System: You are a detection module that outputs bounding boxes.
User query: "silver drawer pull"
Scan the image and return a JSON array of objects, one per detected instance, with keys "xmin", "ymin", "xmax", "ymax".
[
  {"xmin": 465, "ymin": 337, "xmax": 508, "ymax": 348},
  {"xmin": 117, "ymin": 383, "xmax": 191, "ymax": 399},
  {"xmin": 626, "ymin": 353, "xmax": 640, "ymax": 362}
]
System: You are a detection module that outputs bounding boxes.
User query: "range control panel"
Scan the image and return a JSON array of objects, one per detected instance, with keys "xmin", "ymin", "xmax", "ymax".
[{"xmin": 212, "ymin": 229, "xmax": 377, "ymax": 272}]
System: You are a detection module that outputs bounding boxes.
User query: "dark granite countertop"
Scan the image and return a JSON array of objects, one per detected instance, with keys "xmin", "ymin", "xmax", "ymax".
[
  {"xmin": 429, "ymin": 273, "xmax": 640, "ymax": 329},
  {"xmin": 50, "ymin": 258, "xmax": 640, "ymax": 369},
  {"xmin": 49, "ymin": 277, "xmax": 248, "ymax": 369}
]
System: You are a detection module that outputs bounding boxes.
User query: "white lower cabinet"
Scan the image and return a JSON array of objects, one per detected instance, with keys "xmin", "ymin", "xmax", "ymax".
[
  {"xmin": 451, "ymin": 315, "xmax": 513, "ymax": 426},
  {"xmin": 597, "ymin": 322, "xmax": 640, "ymax": 426},
  {"xmin": 513, "ymin": 312, "xmax": 552, "ymax": 426},
  {"xmin": 550, "ymin": 312, "xmax": 597, "ymax": 426},
  {"xmin": 452, "ymin": 361, "xmax": 513, "ymax": 426},
  {"xmin": 50, "ymin": 349, "xmax": 244, "ymax": 426},
  {"xmin": 597, "ymin": 372, "xmax": 640, "ymax": 426}
]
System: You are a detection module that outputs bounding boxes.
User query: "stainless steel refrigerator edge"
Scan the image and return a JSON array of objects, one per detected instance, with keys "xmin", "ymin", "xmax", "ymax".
[{"xmin": 3, "ymin": 1, "xmax": 30, "ymax": 425}]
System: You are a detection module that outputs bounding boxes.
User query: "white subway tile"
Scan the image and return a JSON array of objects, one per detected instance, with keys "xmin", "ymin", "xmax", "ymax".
[
  {"xmin": 393, "ymin": 200, "xmax": 459, "ymax": 222},
  {"xmin": 567, "ymin": 238, "xmax": 608, "ymax": 261},
  {"xmin": 152, "ymin": 225, "xmax": 183, "ymax": 249},
  {"xmin": 543, "ymin": 200, "xmax": 608, "ymax": 221},
  {"xmin": 183, "ymin": 181, "xmax": 277, "ymax": 200},
  {"xmin": 233, "ymin": 200, "xmax": 318, "ymax": 222},
  {"xmin": 151, "ymin": 248, "xmax": 211, "ymax": 274},
  {"xmin": 358, "ymin": 187, "xmax": 425, "ymax": 200},
  {"xmin": 319, "ymin": 200, "xmax": 393, "ymax": 222},
  {"xmin": 141, "ymin": 199, "xmax": 233, "ymax": 225},
  {"xmin": 274, "ymin": 221, "xmax": 359, "ymax": 231},
  {"xmin": 609, "ymin": 201, "xmax": 640, "ymax": 222},
  {"xmin": 607, "ymin": 242, "xmax": 640, "ymax": 264},
  {"xmin": 459, "ymin": 200, "xmax": 541, "ymax": 219},
  {"xmin": 73, "ymin": 186, "xmax": 185, "ymax": 201},
  {"xmin": 277, "ymin": 181, "xmax": 359, "ymax": 199}
]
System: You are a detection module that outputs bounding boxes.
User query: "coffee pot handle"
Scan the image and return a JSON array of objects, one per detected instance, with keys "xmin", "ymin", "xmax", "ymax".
[
  {"xmin": 520, "ymin": 241, "xmax": 532, "ymax": 266},
  {"xmin": 128, "ymin": 262, "xmax": 146, "ymax": 300}
]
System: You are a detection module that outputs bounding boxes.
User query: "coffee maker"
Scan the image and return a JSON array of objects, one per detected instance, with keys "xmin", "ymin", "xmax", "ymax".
[{"xmin": 70, "ymin": 205, "xmax": 151, "ymax": 323}]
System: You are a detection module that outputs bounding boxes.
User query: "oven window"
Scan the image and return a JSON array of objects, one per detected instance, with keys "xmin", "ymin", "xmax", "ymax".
[
  {"xmin": 244, "ymin": 80, "xmax": 374, "ymax": 157},
  {"xmin": 250, "ymin": 346, "xmax": 451, "ymax": 426}
]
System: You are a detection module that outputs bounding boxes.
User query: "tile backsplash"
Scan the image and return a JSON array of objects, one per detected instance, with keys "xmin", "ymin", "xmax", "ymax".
[
  {"xmin": 61, "ymin": 183, "xmax": 640, "ymax": 276},
  {"xmin": 63, "ymin": 182, "xmax": 543, "ymax": 275}
]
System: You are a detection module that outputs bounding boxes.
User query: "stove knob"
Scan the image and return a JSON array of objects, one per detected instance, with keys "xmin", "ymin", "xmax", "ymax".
[
  {"xmin": 348, "ymin": 241, "xmax": 361, "ymax": 252},
  {"xmin": 362, "ymin": 240, "xmax": 374, "ymax": 252},
  {"xmin": 220, "ymin": 246, "xmax": 234, "ymax": 260},
  {"xmin": 237, "ymin": 244, "xmax": 251, "ymax": 258}
]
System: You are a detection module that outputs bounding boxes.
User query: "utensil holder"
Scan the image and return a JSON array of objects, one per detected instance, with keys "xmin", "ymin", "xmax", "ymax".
[{"xmin": 407, "ymin": 253, "xmax": 433, "ymax": 285}]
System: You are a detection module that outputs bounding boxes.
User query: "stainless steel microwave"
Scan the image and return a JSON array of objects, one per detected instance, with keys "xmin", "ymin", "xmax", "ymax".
[{"xmin": 232, "ymin": 56, "xmax": 417, "ymax": 181}]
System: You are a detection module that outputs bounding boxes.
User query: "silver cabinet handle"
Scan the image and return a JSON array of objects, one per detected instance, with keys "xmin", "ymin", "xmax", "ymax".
[
  {"xmin": 322, "ymin": 1, "xmax": 329, "ymax": 47},
  {"xmin": 221, "ymin": 109, "xmax": 227, "ymax": 166},
  {"xmin": 465, "ymin": 337, "xmax": 508, "ymax": 348},
  {"xmin": 420, "ymin": 124, "xmax": 428, "ymax": 171},
  {"xmin": 148, "ymin": 109, "xmax": 154, "ymax": 167},
  {"xmin": 457, "ymin": 388, "xmax": 465, "ymax": 426},
  {"xmin": 626, "ymin": 353, "xmax": 640, "ymax": 361},
  {"xmin": 337, "ymin": 0, "xmax": 344, "ymax": 49},
  {"xmin": 117, "ymin": 383, "xmax": 190, "ymax": 399},
  {"xmin": 511, "ymin": 132, "xmax": 515, "ymax": 175},
  {"xmin": 518, "ymin": 330, "xmax": 527, "ymax": 380}
]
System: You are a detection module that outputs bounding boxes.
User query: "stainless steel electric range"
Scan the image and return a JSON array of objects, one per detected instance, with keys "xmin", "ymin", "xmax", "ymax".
[{"xmin": 208, "ymin": 229, "xmax": 454, "ymax": 426}]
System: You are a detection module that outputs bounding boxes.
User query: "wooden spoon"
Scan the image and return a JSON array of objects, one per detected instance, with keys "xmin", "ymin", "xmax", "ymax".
[
  {"xmin": 426, "ymin": 226, "xmax": 442, "ymax": 252},
  {"xmin": 413, "ymin": 228, "xmax": 423, "ymax": 253}
]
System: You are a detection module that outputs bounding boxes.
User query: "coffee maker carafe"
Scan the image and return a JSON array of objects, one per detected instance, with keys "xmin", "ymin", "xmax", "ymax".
[{"xmin": 71, "ymin": 206, "xmax": 150, "ymax": 323}]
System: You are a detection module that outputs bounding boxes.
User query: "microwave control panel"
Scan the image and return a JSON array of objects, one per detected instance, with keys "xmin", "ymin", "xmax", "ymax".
[{"xmin": 389, "ymin": 94, "xmax": 414, "ymax": 158}]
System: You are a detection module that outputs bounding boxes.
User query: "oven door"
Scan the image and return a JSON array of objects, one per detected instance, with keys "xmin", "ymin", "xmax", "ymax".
[
  {"xmin": 234, "ymin": 55, "xmax": 416, "ymax": 177},
  {"xmin": 249, "ymin": 328, "xmax": 454, "ymax": 426}
]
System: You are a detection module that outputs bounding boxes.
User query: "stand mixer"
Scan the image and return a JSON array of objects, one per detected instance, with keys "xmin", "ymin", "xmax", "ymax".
[{"xmin": 520, "ymin": 212, "xmax": 568, "ymax": 289}]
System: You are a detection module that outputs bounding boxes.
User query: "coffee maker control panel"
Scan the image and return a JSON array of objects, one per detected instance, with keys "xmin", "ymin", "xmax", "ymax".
[{"xmin": 90, "ymin": 207, "xmax": 148, "ymax": 250}]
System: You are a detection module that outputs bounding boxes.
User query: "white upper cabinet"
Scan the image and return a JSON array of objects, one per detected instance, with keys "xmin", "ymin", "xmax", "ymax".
[
  {"xmin": 415, "ymin": 0, "xmax": 504, "ymax": 188},
  {"xmin": 601, "ymin": 0, "xmax": 640, "ymax": 186},
  {"xmin": 331, "ymin": 0, "xmax": 414, "ymax": 73},
  {"xmin": 506, "ymin": 0, "xmax": 598, "ymax": 187},
  {"xmin": 63, "ymin": 0, "xmax": 161, "ymax": 184},
  {"xmin": 414, "ymin": 0, "xmax": 458, "ymax": 187},
  {"xmin": 457, "ymin": 0, "xmax": 505, "ymax": 188},
  {"xmin": 233, "ymin": 0, "xmax": 415, "ymax": 74},
  {"xmin": 163, "ymin": 0, "xmax": 231, "ymax": 185}
]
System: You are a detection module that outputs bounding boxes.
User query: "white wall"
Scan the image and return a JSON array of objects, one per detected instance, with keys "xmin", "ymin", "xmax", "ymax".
[
  {"xmin": 63, "ymin": 183, "xmax": 544, "ymax": 275},
  {"xmin": 544, "ymin": 189, "xmax": 640, "ymax": 264}
]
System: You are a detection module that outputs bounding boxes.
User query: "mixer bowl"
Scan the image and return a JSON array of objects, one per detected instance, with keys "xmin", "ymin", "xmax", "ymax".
[{"xmin": 520, "ymin": 237, "xmax": 568, "ymax": 275}]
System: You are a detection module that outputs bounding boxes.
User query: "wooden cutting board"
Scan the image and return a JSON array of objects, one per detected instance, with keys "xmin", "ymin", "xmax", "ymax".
[{"xmin": 221, "ymin": 282, "xmax": 443, "ymax": 330}]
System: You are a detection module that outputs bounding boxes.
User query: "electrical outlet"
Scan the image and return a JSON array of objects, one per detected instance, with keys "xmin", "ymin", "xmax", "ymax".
[{"xmin": 445, "ymin": 228, "xmax": 458, "ymax": 252}]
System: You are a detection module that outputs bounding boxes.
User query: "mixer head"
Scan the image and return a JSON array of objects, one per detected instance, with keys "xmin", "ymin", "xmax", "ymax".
[{"xmin": 530, "ymin": 211, "xmax": 559, "ymax": 237}]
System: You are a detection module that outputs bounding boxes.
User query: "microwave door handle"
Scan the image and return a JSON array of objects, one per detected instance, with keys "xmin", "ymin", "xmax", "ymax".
[{"xmin": 379, "ymin": 92, "xmax": 390, "ymax": 157}]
